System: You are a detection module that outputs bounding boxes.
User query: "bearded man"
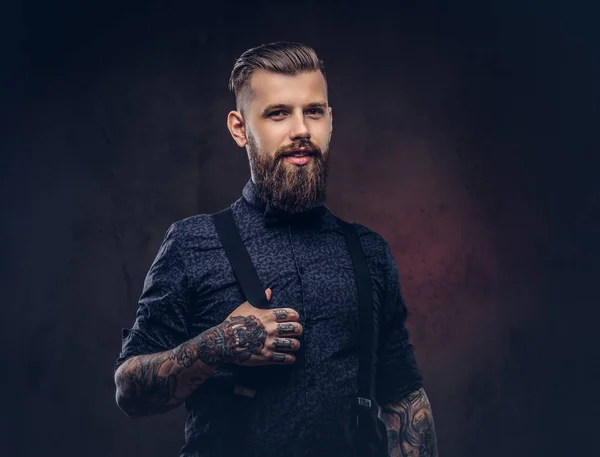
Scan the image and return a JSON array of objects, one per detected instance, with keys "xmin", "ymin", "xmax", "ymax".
[{"xmin": 114, "ymin": 41, "xmax": 438, "ymax": 457}]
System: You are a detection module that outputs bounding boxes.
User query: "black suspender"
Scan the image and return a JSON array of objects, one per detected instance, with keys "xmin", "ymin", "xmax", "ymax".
[
  {"xmin": 337, "ymin": 218, "xmax": 375, "ymax": 410},
  {"xmin": 337, "ymin": 218, "xmax": 387, "ymax": 457},
  {"xmin": 211, "ymin": 207, "xmax": 385, "ymax": 456},
  {"xmin": 213, "ymin": 208, "xmax": 269, "ymax": 309}
]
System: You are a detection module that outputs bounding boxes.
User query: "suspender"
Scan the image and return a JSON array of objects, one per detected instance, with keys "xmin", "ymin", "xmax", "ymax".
[
  {"xmin": 211, "ymin": 207, "xmax": 385, "ymax": 456},
  {"xmin": 337, "ymin": 220, "xmax": 388, "ymax": 457},
  {"xmin": 337, "ymin": 218, "xmax": 375, "ymax": 410},
  {"xmin": 213, "ymin": 208, "xmax": 269, "ymax": 309}
]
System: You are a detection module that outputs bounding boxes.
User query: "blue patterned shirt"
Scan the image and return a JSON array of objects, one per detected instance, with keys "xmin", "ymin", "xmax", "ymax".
[{"xmin": 116, "ymin": 179, "xmax": 422, "ymax": 457}]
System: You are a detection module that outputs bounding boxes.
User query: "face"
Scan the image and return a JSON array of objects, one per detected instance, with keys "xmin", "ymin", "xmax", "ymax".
[{"xmin": 227, "ymin": 69, "xmax": 333, "ymax": 213}]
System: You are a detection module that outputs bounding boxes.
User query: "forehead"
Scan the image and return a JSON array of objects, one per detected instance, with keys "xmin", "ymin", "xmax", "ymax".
[{"xmin": 247, "ymin": 69, "xmax": 328, "ymax": 107}]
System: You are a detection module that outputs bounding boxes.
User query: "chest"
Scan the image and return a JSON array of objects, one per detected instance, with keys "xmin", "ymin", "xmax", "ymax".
[{"xmin": 186, "ymin": 228, "xmax": 369, "ymax": 343}]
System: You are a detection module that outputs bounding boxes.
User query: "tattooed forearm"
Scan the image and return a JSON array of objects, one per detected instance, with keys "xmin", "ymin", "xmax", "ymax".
[
  {"xmin": 115, "ymin": 315, "xmax": 267, "ymax": 418},
  {"xmin": 115, "ymin": 352, "xmax": 185, "ymax": 417},
  {"xmin": 379, "ymin": 388, "xmax": 439, "ymax": 457}
]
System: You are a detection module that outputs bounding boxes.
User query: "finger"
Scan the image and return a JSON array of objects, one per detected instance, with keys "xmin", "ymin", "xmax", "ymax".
[
  {"xmin": 265, "ymin": 288, "xmax": 272, "ymax": 302},
  {"xmin": 267, "ymin": 352, "xmax": 296, "ymax": 364},
  {"xmin": 271, "ymin": 308, "xmax": 300, "ymax": 322},
  {"xmin": 275, "ymin": 322, "xmax": 303, "ymax": 336},
  {"xmin": 270, "ymin": 337, "xmax": 301, "ymax": 351}
]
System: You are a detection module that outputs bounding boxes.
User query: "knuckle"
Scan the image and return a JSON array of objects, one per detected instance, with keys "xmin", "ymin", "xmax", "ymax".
[{"xmin": 271, "ymin": 308, "xmax": 287, "ymax": 320}]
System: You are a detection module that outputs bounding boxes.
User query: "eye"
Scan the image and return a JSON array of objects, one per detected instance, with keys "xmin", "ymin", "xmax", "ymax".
[
  {"xmin": 269, "ymin": 110, "xmax": 287, "ymax": 118},
  {"xmin": 306, "ymin": 108, "xmax": 325, "ymax": 117}
]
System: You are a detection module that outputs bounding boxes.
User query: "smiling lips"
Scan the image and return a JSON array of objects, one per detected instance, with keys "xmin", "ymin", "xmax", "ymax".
[{"xmin": 282, "ymin": 148, "xmax": 316, "ymax": 165}]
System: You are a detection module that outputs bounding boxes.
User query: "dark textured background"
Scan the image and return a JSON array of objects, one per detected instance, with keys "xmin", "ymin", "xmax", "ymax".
[{"xmin": 1, "ymin": 1, "xmax": 598, "ymax": 456}]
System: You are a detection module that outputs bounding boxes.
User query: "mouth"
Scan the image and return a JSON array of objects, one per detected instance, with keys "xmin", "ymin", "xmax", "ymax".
[
  {"xmin": 281, "ymin": 148, "xmax": 317, "ymax": 158},
  {"xmin": 280, "ymin": 148, "xmax": 317, "ymax": 166}
]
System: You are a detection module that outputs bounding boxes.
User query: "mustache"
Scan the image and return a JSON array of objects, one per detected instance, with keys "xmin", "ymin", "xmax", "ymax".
[{"xmin": 276, "ymin": 140, "xmax": 322, "ymax": 158}]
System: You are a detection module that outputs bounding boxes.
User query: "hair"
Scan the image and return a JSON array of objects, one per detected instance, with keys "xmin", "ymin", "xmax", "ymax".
[{"xmin": 229, "ymin": 42, "xmax": 326, "ymax": 113}]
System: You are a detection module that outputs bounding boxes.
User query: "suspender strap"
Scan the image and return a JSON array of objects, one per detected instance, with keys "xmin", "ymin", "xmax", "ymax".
[
  {"xmin": 212, "ymin": 207, "xmax": 269, "ymax": 309},
  {"xmin": 338, "ymin": 218, "xmax": 387, "ymax": 457},
  {"xmin": 337, "ymin": 218, "xmax": 375, "ymax": 405}
]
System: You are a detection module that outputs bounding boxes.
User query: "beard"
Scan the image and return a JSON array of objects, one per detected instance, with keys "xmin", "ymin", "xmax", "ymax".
[{"xmin": 247, "ymin": 133, "xmax": 329, "ymax": 214}]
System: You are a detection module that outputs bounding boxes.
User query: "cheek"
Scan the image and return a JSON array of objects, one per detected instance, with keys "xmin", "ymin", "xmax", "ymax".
[
  {"xmin": 313, "ymin": 123, "xmax": 332, "ymax": 147},
  {"xmin": 256, "ymin": 125, "xmax": 289, "ymax": 150}
]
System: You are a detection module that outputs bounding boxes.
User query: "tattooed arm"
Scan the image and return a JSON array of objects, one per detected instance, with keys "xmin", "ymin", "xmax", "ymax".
[
  {"xmin": 114, "ymin": 326, "xmax": 221, "ymax": 418},
  {"xmin": 378, "ymin": 387, "xmax": 439, "ymax": 457},
  {"xmin": 114, "ymin": 289, "xmax": 302, "ymax": 418}
]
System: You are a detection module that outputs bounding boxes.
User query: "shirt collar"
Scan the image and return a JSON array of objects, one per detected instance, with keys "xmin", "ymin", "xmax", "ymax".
[{"xmin": 242, "ymin": 178, "xmax": 267, "ymax": 212}]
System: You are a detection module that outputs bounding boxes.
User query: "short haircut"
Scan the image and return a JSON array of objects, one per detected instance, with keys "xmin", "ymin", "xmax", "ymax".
[{"xmin": 229, "ymin": 42, "xmax": 326, "ymax": 114}]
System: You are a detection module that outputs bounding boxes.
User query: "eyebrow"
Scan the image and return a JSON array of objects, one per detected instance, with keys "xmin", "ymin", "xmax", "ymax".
[{"xmin": 261, "ymin": 102, "xmax": 328, "ymax": 117}]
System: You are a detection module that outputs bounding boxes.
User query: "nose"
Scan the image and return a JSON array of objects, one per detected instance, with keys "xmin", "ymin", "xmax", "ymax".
[{"xmin": 289, "ymin": 113, "xmax": 311, "ymax": 141}]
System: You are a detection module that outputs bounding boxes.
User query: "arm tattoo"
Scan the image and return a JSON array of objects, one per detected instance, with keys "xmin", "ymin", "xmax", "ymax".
[
  {"xmin": 115, "ymin": 315, "xmax": 267, "ymax": 417},
  {"xmin": 116, "ymin": 352, "xmax": 183, "ymax": 416},
  {"xmin": 379, "ymin": 388, "xmax": 439, "ymax": 457}
]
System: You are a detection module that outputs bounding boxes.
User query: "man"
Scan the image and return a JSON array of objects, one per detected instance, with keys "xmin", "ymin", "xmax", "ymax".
[{"xmin": 114, "ymin": 42, "xmax": 438, "ymax": 457}]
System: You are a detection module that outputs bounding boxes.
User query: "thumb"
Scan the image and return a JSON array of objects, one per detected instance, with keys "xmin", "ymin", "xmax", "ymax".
[{"xmin": 265, "ymin": 288, "xmax": 272, "ymax": 301}]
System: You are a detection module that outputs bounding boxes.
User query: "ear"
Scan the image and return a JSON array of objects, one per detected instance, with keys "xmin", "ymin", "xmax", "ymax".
[
  {"xmin": 328, "ymin": 106, "xmax": 333, "ymax": 138},
  {"xmin": 227, "ymin": 110, "xmax": 247, "ymax": 148}
]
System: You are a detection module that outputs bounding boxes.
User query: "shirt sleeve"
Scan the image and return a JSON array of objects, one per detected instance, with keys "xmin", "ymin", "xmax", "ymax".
[
  {"xmin": 375, "ymin": 242, "xmax": 423, "ymax": 406},
  {"xmin": 114, "ymin": 223, "xmax": 191, "ymax": 371}
]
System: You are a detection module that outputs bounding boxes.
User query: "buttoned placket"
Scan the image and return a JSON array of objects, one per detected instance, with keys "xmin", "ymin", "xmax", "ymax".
[{"xmin": 286, "ymin": 223, "xmax": 311, "ymax": 434}]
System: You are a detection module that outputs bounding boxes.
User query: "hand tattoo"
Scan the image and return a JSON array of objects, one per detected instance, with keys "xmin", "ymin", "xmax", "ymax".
[
  {"xmin": 276, "ymin": 323, "xmax": 296, "ymax": 335},
  {"xmin": 273, "ymin": 338, "xmax": 294, "ymax": 349},
  {"xmin": 273, "ymin": 309, "xmax": 289, "ymax": 320},
  {"xmin": 269, "ymin": 353, "xmax": 288, "ymax": 363},
  {"xmin": 197, "ymin": 315, "xmax": 267, "ymax": 366}
]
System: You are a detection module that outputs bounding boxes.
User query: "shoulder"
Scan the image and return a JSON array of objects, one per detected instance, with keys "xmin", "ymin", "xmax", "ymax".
[
  {"xmin": 337, "ymin": 219, "xmax": 402, "ymax": 296},
  {"xmin": 161, "ymin": 212, "xmax": 220, "ymax": 251},
  {"xmin": 346, "ymin": 220, "xmax": 395, "ymax": 266},
  {"xmin": 155, "ymin": 197, "xmax": 258, "ymax": 257}
]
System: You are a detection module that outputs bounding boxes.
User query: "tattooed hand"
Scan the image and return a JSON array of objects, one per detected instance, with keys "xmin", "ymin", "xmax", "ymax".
[
  {"xmin": 114, "ymin": 289, "xmax": 301, "ymax": 417},
  {"xmin": 199, "ymin": 288, "xmax": 302, "ymax": 367}
]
